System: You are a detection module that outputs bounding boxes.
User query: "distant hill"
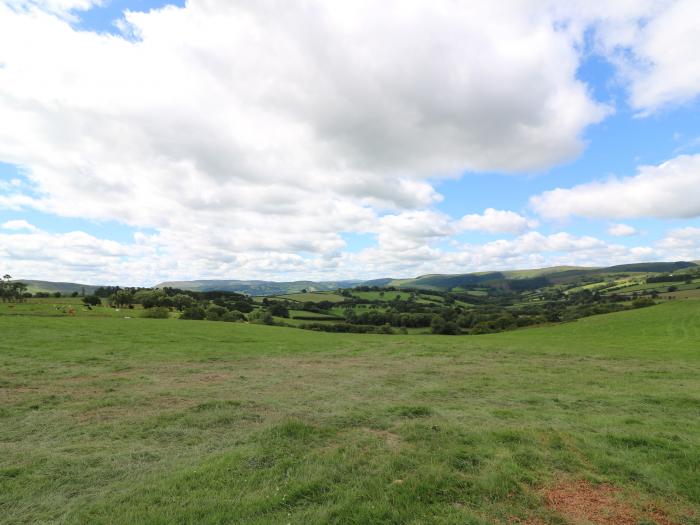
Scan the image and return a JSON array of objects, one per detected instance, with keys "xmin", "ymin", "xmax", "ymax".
[
  {"xmin": 19, "ymin": 261, "xmax": 698, "ymax": 296},
  {"xmin": 155, "ymin": 279, "xmax": 364, "ymax": 296},
  {"xmin": 17, "ymin": 280, "xmax": 100, "ymax": 295},
  {"xmin": 373, "ymin": 261, "xmax": 698, "ymax": 291}
]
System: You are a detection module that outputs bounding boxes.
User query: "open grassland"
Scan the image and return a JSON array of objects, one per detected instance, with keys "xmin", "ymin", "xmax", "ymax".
[
  {"xmin": 269, "ymin": 292, "xmax": 347, "ymax": 303},
  {"xmin": 1, "ymin": 302, "xmax": 699, "ymax": 524},
  {"xmin": 0, "ymin": 298, "xmax": 139, "ymax": 318},
  {"xmin": 350, "ymin": 291, "xmax": 414, "ymax": 301}
]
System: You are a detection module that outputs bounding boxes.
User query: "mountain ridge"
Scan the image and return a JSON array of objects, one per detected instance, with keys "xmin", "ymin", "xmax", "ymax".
[{"xmin": 13, "ymin": 261, "xmax": 697, "ymax": 296}]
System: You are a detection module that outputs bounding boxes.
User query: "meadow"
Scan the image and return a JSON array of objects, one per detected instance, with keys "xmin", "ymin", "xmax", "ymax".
[{"xmin": 1, "ymin": 301, "xmax": 699, "ymax": 524}]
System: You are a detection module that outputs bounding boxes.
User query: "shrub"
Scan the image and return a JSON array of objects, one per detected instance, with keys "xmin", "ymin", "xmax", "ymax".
[
  {"xmin": 205, "ymin": 305, "xmax": 228, "ymax": 321},
  {"xmin": 221, "ymin": 310, "xmax": 245, "ymax": 322},
  {"xmin": 181, "ymin": 305, "xmax": 206, "ymax": 320},
  {"xmin": 82, "ymin": 295, "xmax": 101, "ymax": 306},
  {"xmin": 249, "ymin": 309, "xmax": 274, "ymax": 325},
  {"xmin": 632, "ymin": 297, "xmax": 656, "ymax": 309},
  {"xmin": 141, "ymin": 307, "xmax": 170, "ymax": 319}
]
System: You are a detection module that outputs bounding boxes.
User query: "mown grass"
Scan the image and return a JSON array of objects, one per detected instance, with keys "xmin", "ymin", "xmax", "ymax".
[{"xmin": 1, "ymin": 302, "xmax": 699, "ymax": 523}]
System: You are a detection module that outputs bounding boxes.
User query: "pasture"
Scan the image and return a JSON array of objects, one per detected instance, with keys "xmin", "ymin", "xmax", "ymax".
[{"xmin": 1, "ymin": 302, "xmax": 699, "ymax": 523}]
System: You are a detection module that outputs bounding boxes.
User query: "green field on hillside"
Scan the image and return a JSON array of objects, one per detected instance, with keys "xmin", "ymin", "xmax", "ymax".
[
  {"xmin": 350, "ymin": 291, "xmax": 414, "ymax": 301},
  {"xmin": 1, "ymin": 302, "xmax": 699, "ymax": 524},
  {"xmin": 271, "ymin": 292, "xmax": 347, "ymax": 303}
]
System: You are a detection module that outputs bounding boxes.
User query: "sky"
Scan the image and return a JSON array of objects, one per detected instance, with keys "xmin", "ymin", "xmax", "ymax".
[{"xmin": 1, "ymin": 0, "xmax": 700, "ymax": 286}]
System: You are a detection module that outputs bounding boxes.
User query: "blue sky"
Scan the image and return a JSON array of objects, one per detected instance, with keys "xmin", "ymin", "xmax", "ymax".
[{"xmin": 1, "ymin": 1, "xmax": 700, "ymax": 285}]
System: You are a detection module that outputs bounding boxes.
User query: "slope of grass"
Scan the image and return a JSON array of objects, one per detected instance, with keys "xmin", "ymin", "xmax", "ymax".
[
  {"xmin": 1, "ymin": 303, "xmax": 699, "ymax": 524},
  {"xmin": 272, "ymin": 292, "xmax": 347, "ymax": 303}
]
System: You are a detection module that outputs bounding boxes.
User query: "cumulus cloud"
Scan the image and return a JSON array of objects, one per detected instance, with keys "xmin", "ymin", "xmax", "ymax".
[
  {"xmin": 607, "ymin": 223, "xmax": 638, "ymax": 237},
  {"xmin": 592, "ymin": 0, "xmax": 700, "ymax": 112},
  {"xmin": 1, "ymin": 1, "xmax": 700, "ymax": 283},
  {"xmin": 1, "ymin": 219, "xmax": 37, "ymax": 231},
  {"xmin": 0, "ymin": 0, "xmax": 607, "ymax": 265},
  {"xmin": 458, "ymin": 208, "xmax": 538, "ymax": 235},
  {"xmin": 531, "ymin": 154, "xmax": 700, "ymax": 220}
]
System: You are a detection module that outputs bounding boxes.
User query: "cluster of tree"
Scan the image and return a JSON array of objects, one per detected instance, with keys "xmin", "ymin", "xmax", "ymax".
[
  {"xmin": 344, "ymin": 309, "xmax": 434, "ymax": 327},
  {"xmin": 646, "ymin": 274, "xmax": 695, "ymax": 284},
  {"xmin": 295, "ymin": 282, "xmax": 661, "ymax": 336},
  {"xmin": 31, "ymin": 291, "xmax": 82, "ymax": 298},
  {"xmin": 300, "ymin": 322, "xmax": 395, "ymax": 334},
  {"xmin": 180, "ymin": 303, "xmax": 248, "ymax": 322},
  {"xmin": 0, "ymin": 275, "xmax": 28, "ymax": 303}
]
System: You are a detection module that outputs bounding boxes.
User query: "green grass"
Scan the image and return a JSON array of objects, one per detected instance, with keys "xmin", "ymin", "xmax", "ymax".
[
  {"xmin": 350, "ymin": 291, "xmax": 413, "ymax": 301},
  {"xmin": 271, "ymin": 292, "xmax": 346, "ymax": 303},
  {"xmin": 1, "ymin": 302, "xmax": 699, "ymax": 523},
  {"xmin": 0, "ymin": 298, "xmax": 138, "ymax": 318},
  {"xmin": 288, "ymin": 310, "xmax": 341, "ymax": 320}
]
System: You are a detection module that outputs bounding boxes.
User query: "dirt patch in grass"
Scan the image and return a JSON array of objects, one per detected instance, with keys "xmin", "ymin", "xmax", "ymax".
[
  {"xmin": 362, "ymin": 427, "xmax": 403, "ymax": 450},
  {"xmin": 541, "ymin": 480, "xmax": 677, "ymax": 525}
]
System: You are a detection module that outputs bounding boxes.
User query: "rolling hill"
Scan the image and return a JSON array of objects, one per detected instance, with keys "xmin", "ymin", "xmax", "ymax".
[
  {"xmin": 15, "ymin": 280, "xmax": 100, "ymax": 295},
  {"xmin": 18, "ymin": 261, "xmax": 698, "ymax": 296},
  {"xmin": 155, "ymin": 279, "xmax": 364, "ymax": 296}
]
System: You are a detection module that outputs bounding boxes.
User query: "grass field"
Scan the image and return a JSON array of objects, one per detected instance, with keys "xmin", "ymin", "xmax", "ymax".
[
  {"xmin": 270, "ymin": 292, "xmax": 347, "ymax": 303},
  {"xmin": 1, "ymin": 302, "xmax": 699, "ymax": 523},
  {"xmin": 0, "ymin": 297, "xmax": 138, "ymax": 318},
  {"xmin": 350, "ymin": 291, "xmax": 414, "ymax": 301}
]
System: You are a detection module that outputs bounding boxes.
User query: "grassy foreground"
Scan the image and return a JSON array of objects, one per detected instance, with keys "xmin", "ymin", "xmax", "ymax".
[{"xmin": 1, "ymin": 302, "xmax": 699, "ymax": 524}]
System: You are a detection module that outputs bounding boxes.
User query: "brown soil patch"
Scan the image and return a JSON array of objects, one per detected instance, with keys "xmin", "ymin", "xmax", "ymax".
[
  {"xmin": 362, "ymin": 427, "xmax": 403, "ymax": 450},
  {"xmin": 542, "ymin": 480, "xmax": 676, "ymax": 525}
]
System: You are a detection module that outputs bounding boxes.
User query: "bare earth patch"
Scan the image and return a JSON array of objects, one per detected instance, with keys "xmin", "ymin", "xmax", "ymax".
[
  {"xmin": 542, "ymin": 480, "xmax": 677, "ymax": 525},
  {"xmin": 362, "ymin": 427, "xmax": 403, "ymax": 450}
]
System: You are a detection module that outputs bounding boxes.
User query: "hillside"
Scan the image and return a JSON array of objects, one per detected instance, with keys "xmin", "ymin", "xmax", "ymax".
[
  {"xmin": 155, "ymin": 279, "xmax": 363, "ymax": 296},
  {"xmin": 17, "ymin": 261, "xmax": 698, "ymax": 296},
  {"xmin": 1, "ymin": 301, "xmax": 699, "ymax": 523},
  {"xmin": 382, "ymin": 261, "xmax": 698, "ymax": 291},
  {"xmin": 16, "ymin": 280, "xmax": 100, "ymax": 295}
]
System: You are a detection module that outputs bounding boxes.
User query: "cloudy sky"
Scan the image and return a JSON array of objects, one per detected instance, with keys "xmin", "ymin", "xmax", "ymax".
[{"xmin": 1, "ymin": 0, "xmax": 700, "ymax": 285}]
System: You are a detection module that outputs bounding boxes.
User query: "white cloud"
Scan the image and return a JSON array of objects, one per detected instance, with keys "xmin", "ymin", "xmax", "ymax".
[
  {"xmin": 1, "ymin": 219, "xmax": 37, "ymax": 231},
  {"xmin": 458, "ymin": 208, "xmax": 537, "ymax": 235},
  {"xmin": 607, "ymin": 223, "xmax": 638, "ymax": 237},
  {"xmin": 656, "ymin": 227, "xmax": 700, "ymax": 255},
  {"xmin": 4, "ymin": 0, "xmax": 103, "ymax": 19},
  {"xmin": 1, "ymin": 1, "xmax": 699, "ymax": 283},
  {"xmin": 593, "ymin": 0, "xmax": 700, "ymax": 112},
  {"xmin": 531, "ymin": 154, "xmax": 700, "ymax": 220},
  {"xmin": 0, "ymin": 0, "xmax": 608, "ymax": 271}
]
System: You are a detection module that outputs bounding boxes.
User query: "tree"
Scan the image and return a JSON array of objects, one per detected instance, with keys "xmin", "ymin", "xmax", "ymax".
[
  {"xmin": 171, "ymin": 293, "xmax": 195, "ymax": 311},
  {"xmin": 0, "ymin": 275, "xmax": 27, "ymax": 303},
  {"xmin": 205, "ymin": 305, "xmax": 228, "ymax": 321},
  {"xmin": 181, "ymin": 305, "xmax": 206, "ymax": 320},
  {"xmin": 250, "ymin": 308, "xmax": 274, "ymax": 325},
  {"xmin": 110, "ymin": 290, "xmax": 134, "ymax": 308},
  {"xmin": 221, "ymin": 310, "xmax": 245, "ymax": 322},
  {"xmin": 268, "ymin": 303, "xmax": 289, "ymax": 318},
  {"xmin": 430, "ymin": 315, "xmax": 446, "ymax": 334},
  {"xmin": 83, "ymin": 295, "xmax": 101, "ymax": 307}
]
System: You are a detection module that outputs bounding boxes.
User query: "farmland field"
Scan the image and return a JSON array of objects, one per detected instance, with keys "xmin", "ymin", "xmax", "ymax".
[{"xmin": 1, "ymin": 302, "xmax": 699, "ymax": 524}]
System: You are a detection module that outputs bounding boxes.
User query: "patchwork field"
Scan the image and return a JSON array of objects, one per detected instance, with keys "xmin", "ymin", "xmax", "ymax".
[{"xmin": 1, "ymin": 302, "xmax": 699, "ymax": 524}]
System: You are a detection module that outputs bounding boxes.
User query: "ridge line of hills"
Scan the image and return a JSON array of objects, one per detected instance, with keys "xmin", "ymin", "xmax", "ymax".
[{"xmin": 12, "ymin": 260, "xmax": 699, "ymax": 296}]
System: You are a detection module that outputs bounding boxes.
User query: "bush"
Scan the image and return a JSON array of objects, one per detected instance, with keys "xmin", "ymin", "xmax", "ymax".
[
  {"xmin": 221, "ymin": 310, "xmax": 246, "ymax": 322},
  {"xmin": 268, "ymin": 303, "xmax": 289, "ymax": 318},
  {"xmin": 205, "ymin": 305, "xmax": 228, "ymax": 321},
  {"xmin": 82, "ymin": 295, "xmax": 101, "ymax": 306},
  {"xmin": 141, "ymin": 307, "xmax": 170, "ymax": 319},
  {"xmin": 250, "ymin": 309, "xmax": 274, "ymax": 325},
  {"xmin": 632, "ymin": 297, "xmax": 656, "ymax": 309},
  {"xmin": 181, "ymin": 305, "xmax": 206, "ymax": 320}
]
